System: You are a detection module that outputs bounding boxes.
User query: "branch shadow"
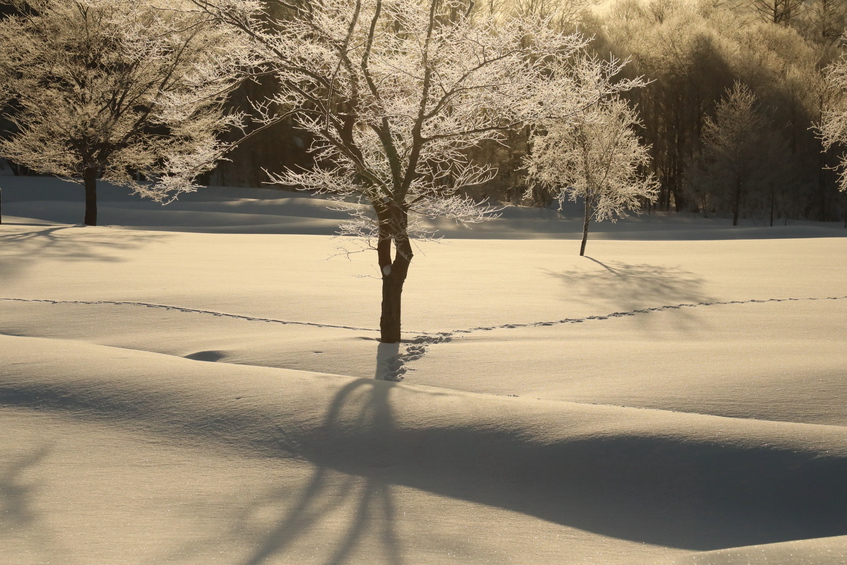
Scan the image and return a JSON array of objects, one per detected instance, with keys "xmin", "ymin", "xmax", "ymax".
[
  {"xmin": 546, "ymin": 257, "xmax": 714, "ymax": 327},
  {"xmin": 0, "ymin": 225, "xmax": 165, "ymax": 280},
  {"xmin": 0, "ymin": 225, "xmax": 164, "ymax": 261},
  {"xmin": 0, "ymin": 445, "xmax": 64, "ymax": 559},
  {"xmin": 157, "ymin": 362, "xmax": 408, "ymax": 565}
]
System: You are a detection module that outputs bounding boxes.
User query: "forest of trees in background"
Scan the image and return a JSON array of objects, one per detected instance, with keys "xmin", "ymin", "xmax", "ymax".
[
  {"xmin": 501, "ymin": 0, "xmax": 847, "ymax": 223},
  {"xmin": 208, "ymin": 0, "xmax": 847, "ymax": 223},
  {"xmin": 3, "ymin": 0, "xmax": 847, "ymax": 224},
  {"xmin": 585, "ymin": 0, "xmax": 847, "ymax": 223}
]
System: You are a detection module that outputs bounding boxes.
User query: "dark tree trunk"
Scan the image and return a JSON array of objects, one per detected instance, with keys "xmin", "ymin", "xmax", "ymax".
[
  {"xmin": 732, "ymin": 179, "xmax": 742, "ymax": 226},
  {"xmin": 376, "ymin": 202, "xmax": 413, "ymax": 344},
  {"xmin": 769, "ymin": 183, "xmax": 775, "ymax": 227},
  {"xmin": 380, "ymin": 262, "xmax": 409, "ymax": 343},
  {"xmin": 580, "ymin": 198, "xmax": 591, "ymax": 257},
  {"xmin": 83, "ymin": 166, "xmax": 98, "ymax": 226}
]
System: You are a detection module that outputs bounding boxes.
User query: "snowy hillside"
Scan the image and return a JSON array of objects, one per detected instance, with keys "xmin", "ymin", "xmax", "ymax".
[{"xmin": 2, "ymin": 177, "xmax": 846, "ymax": 564}]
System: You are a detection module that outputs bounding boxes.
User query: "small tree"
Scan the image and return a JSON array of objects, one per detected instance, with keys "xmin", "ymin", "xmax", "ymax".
[
  {"xmin": 697, "ymin": 81, "xmax": 785, "ymax": 226},
  {"xmin": 195, "ymin": 0, "xmax": 643, "ymax": 343},
  {"xmin": 525, "ymin": 96, "xmax": 658, "ymax": 256},
  {"xmin": 0, "ymin": 0, "xmax": 249, "ymax": 226}
]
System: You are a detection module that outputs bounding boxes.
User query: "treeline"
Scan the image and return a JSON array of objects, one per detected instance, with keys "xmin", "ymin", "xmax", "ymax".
[
  {"xmin": 208, "ymin": 0, "xmax": 847, "ymax": 223},
  {"xmin": 585, "ymin": 0, "xmax": 847, "ymax": 223},
  {"xmin": 2, "ymin": 0, "xmax": 846, "ymax": 224}
]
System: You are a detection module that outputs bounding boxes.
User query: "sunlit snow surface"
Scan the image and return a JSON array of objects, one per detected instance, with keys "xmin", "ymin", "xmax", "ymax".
[{"xmin": 2, "ymin": 176, "xmax": 846, "ymax": 564}]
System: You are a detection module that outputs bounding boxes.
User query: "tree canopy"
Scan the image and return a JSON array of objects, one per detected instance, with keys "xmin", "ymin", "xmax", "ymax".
[
  {"xmin": 0, "ymin": 0, "xmax": 250, "ymax": 224},
  {"xmin": 192, "ymin": 0, "xmax": 643, "ymax": 342}
]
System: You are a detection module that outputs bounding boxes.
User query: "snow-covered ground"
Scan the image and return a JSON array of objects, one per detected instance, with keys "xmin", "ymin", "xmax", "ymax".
[{"xmin": 2, "ymin": 176, "xmax": 846, "ymax": 564}]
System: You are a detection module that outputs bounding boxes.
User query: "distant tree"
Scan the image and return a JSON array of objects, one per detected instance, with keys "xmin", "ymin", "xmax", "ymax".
[
  {"xmin": 594, "ymin": 0, "xmax": 841, "ymax": 220},
  {"xmin": 525, "ymin": 96, "xmax": 658, "ymax": 256},
  {"xmin": 596, "ymin": 0, "xmax": 734, "ymax": 213},
  {"xmin": 802, "ymin": 0, "xmax": 847, "ymax": 44},
  {"xmin": 506, "ymin": 0, "xmax": 589, "ymax": 30},
  {"xmin": 192, "ymin": 0, "xmax": 643, "ymax": 343},
  {"xmin": 752, "ymin": 0, "xmax": 806, "ymax": 25},
  {"xmin": 0, "ymin": 0, "xmax": 248, "ymax": 226},
  {"xmin": 695, "ymin": 81, "xmax": 788, "ymax": 225},
  {"xmin": 716, "ymin": 21, "xmax": 824, "ymax": 221}
]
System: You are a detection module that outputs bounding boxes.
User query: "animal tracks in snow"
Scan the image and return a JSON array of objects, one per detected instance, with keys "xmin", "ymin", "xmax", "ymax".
[
  {"xmin": 0, "ymin": 297, "xmax": 375, "ymax": 332},
  {"xmin": 2, "ymin": 295, "xmax": 845, "ymax": 338},
  {"xmin": 2, "ymin": 295, "xmax": 846, "ymax": 375},
  {"xmin": 452, "ymin": 295, "xmax": 847, "ymax": 335}
]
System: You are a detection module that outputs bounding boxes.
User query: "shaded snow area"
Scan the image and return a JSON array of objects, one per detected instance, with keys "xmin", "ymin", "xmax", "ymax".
[{"xmin": 2, "ymin": 177, "xmax": 847, "ymax": 564}]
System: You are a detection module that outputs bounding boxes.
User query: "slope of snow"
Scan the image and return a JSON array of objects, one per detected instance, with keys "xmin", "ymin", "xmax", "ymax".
[{"xmin": 1, "ymin": 177, "xmax": 846, "ymax": 563}]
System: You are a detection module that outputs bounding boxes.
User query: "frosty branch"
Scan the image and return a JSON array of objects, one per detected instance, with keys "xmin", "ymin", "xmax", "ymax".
[
  {"xmin": 0, "ymin": 0, "xmax": 252, "ymax": 225},
  {"xmin": 526, "ymin": 96, "xmax": 658, "ymax": 256},
  {"xmin": 194, "ymin": 0, "xmax": 644, "ymax": 343}
]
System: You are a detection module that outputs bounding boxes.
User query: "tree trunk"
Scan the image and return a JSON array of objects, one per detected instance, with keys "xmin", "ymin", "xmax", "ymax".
[
  {"xmin": 377, "ymin": 202, "xmax": 413, "ymax": 344},
  {"xmin": 580, "ymin": 198, "xmax": 591, "ymax": 257},
  {"xmin": 83, "ymin": 166, "xmax": 98, "ymax": 226},
  {"xmin": 732, "ymin": 179, "xmax": 742, "ymax": 227},
  {"xmin": 769, "ymin": 183, "xmax": 775, "ymax": 227},
  {"xmin": 380, "ymin": 264, "xmax": 408, "ymax": 343}
]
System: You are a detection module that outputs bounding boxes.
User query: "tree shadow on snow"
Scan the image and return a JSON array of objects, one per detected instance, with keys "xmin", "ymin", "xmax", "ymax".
[
  {"xmin": 166, "ymin": 377, "xmax": 408, "ymax": 565},
  {"xmin": 0, "ymin": 225, "xmax": 165, "ymax": 280},
  {"xmin": 193, "ymin": 379, "xmax": 847, "ymax": 560},
  {"xmin": 4, "ymin": 350, "xmax": 847, "ymax": 560},
  {"xmin": 164, "ymin": 346, "xmax": 456, "ymax": 564},
  {"xmin": 0, "ymin": 445, "xmax": 68, "ymax": 560},
  {"xmin": 546, "ymin": 257, "xmax": 714, "ymax": 326}
]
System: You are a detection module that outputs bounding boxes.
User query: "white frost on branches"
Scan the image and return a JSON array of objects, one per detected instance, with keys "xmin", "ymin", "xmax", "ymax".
[
  {"xmin": 190, "ymin": 0, "xmax": 645, "ymax": 340},
  {"xmin": 819, "ymin": 54, "xmax": 847, "ymax": 193},
  {"xmin": 194, "ymin": 0, "xmax": 644, "ymax": 242},
  {"xmin": 525, "ymin": 95, "xmax": 658, "ymax": 254},
  {"xmin": 0, "ymin": 0, "xmax": 251, "ymax": 202}
]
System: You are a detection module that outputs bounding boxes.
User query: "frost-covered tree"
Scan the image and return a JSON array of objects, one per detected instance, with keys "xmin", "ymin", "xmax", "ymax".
[
  {"xmin": 525, "ymin": 96, "xmax": 658, "ymax": 256},
  {"xmin": 818, "ymin": 55, "xmax": 847, "ymax": 197},
  {"xmin": 697, "ymin": 81, "xmax": 786, "ymax": 226},
  {"xmin": 192, "ymin": 0, "xmax": 642, "ymax": 343},
  {"xmin": 0, "ymin": 0, "xmax": 249, "ymax": 226}
]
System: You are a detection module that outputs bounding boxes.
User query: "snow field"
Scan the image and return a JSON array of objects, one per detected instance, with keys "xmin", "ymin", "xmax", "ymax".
[{"xmin": 1, "ymin": 178, "xmax": 846, "ymax": 563}]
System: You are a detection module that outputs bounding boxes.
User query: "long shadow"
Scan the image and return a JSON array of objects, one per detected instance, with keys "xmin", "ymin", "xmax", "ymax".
[
  {"xmin": 4, "ymin": 350, "xmax": 847, "ymax": 554},
  {"xmin": 302, "ymin": 403, "xmax": 847, "ymax": 551},
  {"xmin": 0, "ymin": 224, "xmax": 163, "ymax": 262},
  {"xmin": 0, "ymin": 225, "xmax": 165, "ymax": 281},
  {"xmin": 209, "ymin": 368, "xmax": 847, "ymax": 555},
  {"xmin": 546, "ymin": 257, "xmax": 713, "ymax": 325},
  {"xmin": 0, "ymin": 445, "xmax": 50, "ymax": 531},
  {"xmin": 231, "ymin": 378, "xmax": 403, "ymax": 565},
  {"xmin": 0, "ymin": 445, "xmax": 64, "ymax": 559}
]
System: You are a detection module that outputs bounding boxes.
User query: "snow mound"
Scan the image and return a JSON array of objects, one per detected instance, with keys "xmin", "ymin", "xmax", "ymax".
[{"xmin": 3, "ymin": 335, "xmax": 846, "ymax": 558}]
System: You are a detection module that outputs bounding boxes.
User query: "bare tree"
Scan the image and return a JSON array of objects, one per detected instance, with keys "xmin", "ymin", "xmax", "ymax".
[
  {"xmin": 506, "ymin": 0, "xmax": 590, "ymax": 30},
  {"xmin": 525, "ymin": 96, "xmax": 658, "ymax": 256},
  {"xmin": 803, "ymin": 0, "xmax": 847, "ymax": 43},
  {"xmin": 0, "ymin": 0, "xmax": 249, "ymax": 226},
  {"xmin": 193, "ymin": 0, "xmax": 643, "ymax": 343},
  {"xmin": 752, "ymin": 0, "xmax": 806, "ymax": 25},
  {"xmin": 819, "ymin": 54, "xmax": 847, "ymax": 196},
  {"xmin": 697, "ymin": 81, "xmax": 787, "ymax": 225}
]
